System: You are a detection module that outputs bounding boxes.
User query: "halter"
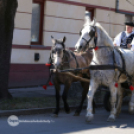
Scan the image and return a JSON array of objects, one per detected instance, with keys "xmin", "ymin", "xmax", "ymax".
[
  {"xmin": 50, "ymin": 43, "xmax": 78, "ymax": 69},
  {"xmin": 51, "ymin": 49, "xmax": 68, "ymax": 68},
  {"xmin": 81, "ymin": 26, "xmax": 98, "ymax": 51},
  {"xmin": 50, "ymin": 41, "xmax": 65, "ymax": 65}
]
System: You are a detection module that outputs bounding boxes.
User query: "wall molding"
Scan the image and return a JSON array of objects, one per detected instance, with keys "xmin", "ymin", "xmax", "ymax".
[
  {"xmin": 98, "ymin": 21, "xmax": 124, "ymax": 26},
  {"xmin": 45, "ymin": 14, "xmax": 84, "ymax": 21},
  {"xmin": 12, "ymin": 44, "xmax": 74, "ymax": 50},
  {"xmin": 47, "ymin": 0, "xmax": 134, "ymax": 14},
  {"xmin": 44, "ymin": 30, "xmax": 79, "ymax": 35}
]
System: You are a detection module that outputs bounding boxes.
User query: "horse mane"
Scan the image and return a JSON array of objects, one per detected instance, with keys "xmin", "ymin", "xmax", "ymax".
[{"xmin": 95, "ymin": 23, "xmax": 114, "ymax": 47}]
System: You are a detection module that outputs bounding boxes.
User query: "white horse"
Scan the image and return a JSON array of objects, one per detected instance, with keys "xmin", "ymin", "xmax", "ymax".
[{"xmin": 75, "ymin": 19, "xmax": 134, "ymax": 122}]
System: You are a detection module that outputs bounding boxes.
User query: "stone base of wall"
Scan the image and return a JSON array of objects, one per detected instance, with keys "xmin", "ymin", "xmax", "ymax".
[{"xmin": 8, "ymin": 64, "xmax": 50, "ymax": 88}]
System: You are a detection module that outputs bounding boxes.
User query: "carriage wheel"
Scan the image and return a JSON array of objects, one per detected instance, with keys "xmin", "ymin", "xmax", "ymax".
[{"xmin": 103, "ymin": 91, "xmax": 111, "ymax": 112}]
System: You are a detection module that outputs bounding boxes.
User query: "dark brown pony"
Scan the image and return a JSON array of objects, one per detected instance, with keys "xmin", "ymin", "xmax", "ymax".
[{"xmin": 49, "ymin": 36, "xmax": 94, "ymax": 116}]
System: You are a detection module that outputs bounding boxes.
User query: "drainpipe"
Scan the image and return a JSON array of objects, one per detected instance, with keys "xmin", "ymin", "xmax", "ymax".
[{"xmin": 115, "ymin": 0, "xmax": 134, "ymax": 16}]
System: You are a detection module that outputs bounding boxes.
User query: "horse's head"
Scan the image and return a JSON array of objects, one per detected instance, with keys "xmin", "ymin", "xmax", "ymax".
[
  {"xmin": 75, "ymin": 20, "xmax": 97, "ymax": 52},
  {"xmin": 50, "ymin": 36, "xmax": 66, "ymax": 69}
]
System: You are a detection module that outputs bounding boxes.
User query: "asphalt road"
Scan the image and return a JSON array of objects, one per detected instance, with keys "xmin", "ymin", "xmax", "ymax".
[{"xmin": 0, "ymin": 106, "xmax": 134, "ymax": 134}]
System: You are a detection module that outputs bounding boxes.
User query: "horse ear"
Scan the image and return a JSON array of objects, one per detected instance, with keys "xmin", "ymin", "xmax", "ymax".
[
  {"xmin": 61, "ymin": 37, "xmax": 66, "ymax": 49},
  {"xmin": 63, "ymin": 36, "xmax": 66, "ymax": 43},
  {"xmin": 51, "ymin": 35, "xmax": 56, "ymax": 44},
  {"xmin": 92, "ymin": 18, "xmax": 96, "ymax": 26}
]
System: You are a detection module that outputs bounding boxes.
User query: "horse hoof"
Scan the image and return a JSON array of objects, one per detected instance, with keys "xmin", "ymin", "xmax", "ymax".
[
  {"xmin": 86, "ymin": 114, "xmax": 94, "ymax": 122},
  {"xmin": 51, "ymin": 114, "xmax": 58, "ymax": 117},
  {"xmin": 107, "ymin": 115, "xmax": 115, "ymax": 122}
]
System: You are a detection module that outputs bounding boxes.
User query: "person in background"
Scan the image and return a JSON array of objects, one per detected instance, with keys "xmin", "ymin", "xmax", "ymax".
[{"xmin": 113, "ymin": 21, "xmax": 134, "ymax": 51}]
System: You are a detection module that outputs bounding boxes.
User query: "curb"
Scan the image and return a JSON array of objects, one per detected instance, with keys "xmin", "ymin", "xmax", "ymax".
[
  {"xmin": 0, "ymin": 107, "xmax": 55, "ymax": 117},
  {"xmin": 0, "ymin": 104, "xmax": 103, "ymax": 117}
]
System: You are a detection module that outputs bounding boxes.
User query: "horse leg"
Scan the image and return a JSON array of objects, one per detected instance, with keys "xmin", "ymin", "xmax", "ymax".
[
  {"xmin": 62, "ymin": 83, "xmax": 71, "ymax": 114},
  {"xmin": 74, "ymin": 82, "xmax": 88, "ymax": 116},
  {"xmin": 74, "ymin": 82, "xmax": 95, "ymax": 116},
  {"xmin": 116, "ymin": 84, "xmax": 123, "ymax": 116},
  {"xmin": 107, "ymin": 82, "xmax": 117, "ymax": 122},
  {"xmin": 86, "ymin": 80, "xmax": 98, "ymax": 122},
  {"xmin": 129, "ymin": 90, "xmax": 134, "ymax": 114},
  {"xmin": 52, "ymin": 81, "xmax": 60, "ymax": 117}
]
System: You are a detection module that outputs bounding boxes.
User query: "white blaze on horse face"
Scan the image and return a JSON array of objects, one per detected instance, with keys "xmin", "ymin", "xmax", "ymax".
[
  {"xmin": 53, "ymin": 44, "xmax": 64, "ymax": 68},
  {"xmin": 75, "ymin": 26, "xmax": 91, "ymax": 52}
]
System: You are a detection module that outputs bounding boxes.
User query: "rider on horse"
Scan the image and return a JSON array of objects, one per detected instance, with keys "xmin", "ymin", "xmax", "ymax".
[{"xmin": 113, "ymin": 21, "xmax": 134, "ymax": 50}]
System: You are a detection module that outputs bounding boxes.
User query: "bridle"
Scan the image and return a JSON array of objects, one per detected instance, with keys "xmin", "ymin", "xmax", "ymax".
[
  {"xmin": 81, "ymin": 26, "xmax": 98, "ymax": 50},
  {"xmin": 50, "ymin": 43, "xmax": 71, "ymax": 68}
]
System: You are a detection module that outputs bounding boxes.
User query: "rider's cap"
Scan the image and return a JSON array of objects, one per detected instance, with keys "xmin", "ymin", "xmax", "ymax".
[{"xmin": 125, "ymin": 21, "xmax": 134, "ymax": 27}]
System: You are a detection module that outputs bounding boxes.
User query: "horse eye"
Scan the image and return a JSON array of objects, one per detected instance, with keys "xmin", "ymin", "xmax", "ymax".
[
  {"xmin": 89, "ymin": 30, "xmax": 95, "ymax": 37},
  {"xmin": 52, "ymin": 50, "xmax": 55, "ymax": 53}
]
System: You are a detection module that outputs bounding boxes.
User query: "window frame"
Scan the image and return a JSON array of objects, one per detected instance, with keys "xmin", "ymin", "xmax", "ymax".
[
  {"xmin": 86, "ymin": 7, "xmax": 94, "ymax": 21},
  {"xmin": 125, "ymin": 14, "xmax": 132, "ymax": 21},
  {"xmin": 31, "ymin": 0, "xmax": 45, "ymax": 45}
]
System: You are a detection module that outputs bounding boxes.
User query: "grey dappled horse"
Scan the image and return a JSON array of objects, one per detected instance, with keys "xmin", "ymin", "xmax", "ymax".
[
  {"xmin": 75, "ymin": 20, "xmax": 134, "ymax": 122},
  {"xmin": 49, "ymin": 36, "xmax": 95, "ymax": 116}
]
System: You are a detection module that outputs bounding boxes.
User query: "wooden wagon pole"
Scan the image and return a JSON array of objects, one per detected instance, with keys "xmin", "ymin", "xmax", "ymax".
[
  {"xmin": 50, "ymin": 64, "xmax": 126, "ymax": 84},
  {"xmin": 51, "ymin": 69, "xmax": 90, "ymax": 83}
]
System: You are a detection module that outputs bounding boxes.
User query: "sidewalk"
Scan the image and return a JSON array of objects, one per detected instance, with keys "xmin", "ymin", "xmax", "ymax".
[
  {"xmin": 0, "ymin": 85, "xmax": 130, "ymax": 117},
  {"xmin": 0, "ymin": 85, "xmax": 90, "ymax": 117},
  {"xmin": 8, "ymin": 85, "xmax": 64, "ymax": 98}
]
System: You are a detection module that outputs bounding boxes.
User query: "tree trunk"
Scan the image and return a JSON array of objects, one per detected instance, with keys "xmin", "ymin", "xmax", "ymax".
[{"xmin": 0, "ymin": 0, "xmax": 18, "ymax": 99}]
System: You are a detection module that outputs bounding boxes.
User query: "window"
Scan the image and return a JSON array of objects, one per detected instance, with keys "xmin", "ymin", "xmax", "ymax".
[
  {"xmin": 31, "ymin": 0, "xmax": 44, "ymax": 45},
  {"xmin": 125, "ymin": 14, "xmax": 132, "ymax": 22},
  {"xmin": 85, "ymin": 7, "xmax": 94, "ymax": 21}
]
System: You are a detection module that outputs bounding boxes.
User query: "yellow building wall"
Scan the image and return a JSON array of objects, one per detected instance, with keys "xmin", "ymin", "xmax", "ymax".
[
  {"xmin": 95, "ymin": 8, "xmax": 125, "ymax": 38},
  {"xmin": 68, "ymin": 0, "xmax": 115, "ymax": 8},
  {"xmin": 43, "ymin": 1, "xmax": 85, "ymax": 47},
  {"xmin": 11, "ymin": 49, "xmax": 51, "ymax": 64},
  {"xmin": 11, "ymin": 0, "xmax": 134, "ymax": 64},
  {"xmin": 119, "ymin": 0, "xmax": 134, "ymax": 11},
  {"xmin": 13, "ymin": 0, "xmax": 32, "ymax": 46},
  {"xmin": 12, "ymin": 0, "xmax": 50, "ymax": 64}
]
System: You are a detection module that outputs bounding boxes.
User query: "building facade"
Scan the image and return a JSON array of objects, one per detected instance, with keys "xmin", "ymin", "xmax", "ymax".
[{"xmin": 9, "ymin": 0, "xmax": 134, "ymax": 87}]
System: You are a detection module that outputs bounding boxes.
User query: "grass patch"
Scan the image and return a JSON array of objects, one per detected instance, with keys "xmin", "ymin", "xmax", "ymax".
[
  {"xmin": 0, "ymin": 96, "xmax": 84, "ymax": 110},
  {"xmin": 0, "ymin": 90, "xmax": 109, "ymax": 110}
]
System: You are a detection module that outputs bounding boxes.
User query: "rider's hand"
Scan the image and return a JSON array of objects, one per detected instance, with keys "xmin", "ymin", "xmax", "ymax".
[{"xmin": 127, "ymin": 44, "xmax": 132, "ymax": 49}]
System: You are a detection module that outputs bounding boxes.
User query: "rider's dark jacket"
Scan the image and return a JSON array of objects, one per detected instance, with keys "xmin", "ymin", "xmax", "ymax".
[{"xmin": 120, "ymin": 31, "xmax": 134, "ymax": 49}]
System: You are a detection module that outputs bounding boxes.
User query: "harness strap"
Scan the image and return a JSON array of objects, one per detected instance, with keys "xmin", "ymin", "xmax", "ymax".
[
  {"xmin": 114, "ymin": 47, "xmax": 133, "ymax": 86},
  {"xmin": 114, "ymin": 48, "xmax": 126, "ymax": 71},
  {"xmin": 113, "ymin": 48, "xmax": 126, "ymax": 80},
  {"xmin": 62, "ymin": 50, "xmax": 70, "ymax": 65},
  {"xmin": 69, "ymin": 50, "xmax": 79, "ymax": 68}
]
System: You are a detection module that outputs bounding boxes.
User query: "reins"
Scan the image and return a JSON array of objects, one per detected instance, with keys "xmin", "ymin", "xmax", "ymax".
[
  {"xmin": 43, "ymin": 45, "xmax": 80, "ymax": 90},
  {"xmin": 81, "ymin": 26, "xmax": 98, "ymax": 51},
  {"xmin": 57, "ymin": 34, "xmax": 134, "ymax": 90}
]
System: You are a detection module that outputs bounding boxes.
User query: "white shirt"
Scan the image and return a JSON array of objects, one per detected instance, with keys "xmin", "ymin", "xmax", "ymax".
[{"xmin": 113, "ymin": 31, "xmax": 134, "ymax": 51}]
